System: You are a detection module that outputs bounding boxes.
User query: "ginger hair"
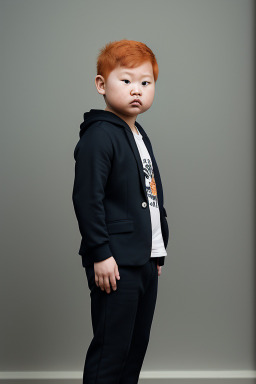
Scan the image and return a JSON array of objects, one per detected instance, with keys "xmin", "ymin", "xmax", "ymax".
[{"xmin": 96, "ymin": 39, "xmax": 159, "ymax": 82}]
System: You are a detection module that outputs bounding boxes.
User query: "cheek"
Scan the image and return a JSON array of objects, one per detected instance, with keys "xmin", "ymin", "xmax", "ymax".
[
  {"xmin": 109, "ymin": 85, "xmax": 125, "ymax": 100},
  {"xmin": 146, "ymin": 89, "xmax": 155, "ymax": 104}
]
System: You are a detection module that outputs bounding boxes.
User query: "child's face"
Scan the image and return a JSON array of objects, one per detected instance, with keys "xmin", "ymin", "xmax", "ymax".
[{"xmin": 96, "ymin": 61, "xmax": 155, "ymax": 119}]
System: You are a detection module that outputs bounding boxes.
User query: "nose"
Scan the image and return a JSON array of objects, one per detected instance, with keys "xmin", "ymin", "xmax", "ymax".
[{"xmin": 130, "ymin": 83, "xmax": 142, "ymax": 96}]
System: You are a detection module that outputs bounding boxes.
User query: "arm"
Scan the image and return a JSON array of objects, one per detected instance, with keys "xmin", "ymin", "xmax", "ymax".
[{"xmin": 72, "ymin": 125, "xmax": 114, "ymax": 263}]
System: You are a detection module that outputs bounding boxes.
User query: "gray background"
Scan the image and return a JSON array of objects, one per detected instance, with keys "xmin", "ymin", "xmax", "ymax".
[{"xmin": 0, "ymin": 0, "xmax": 255, "ymax": 382}]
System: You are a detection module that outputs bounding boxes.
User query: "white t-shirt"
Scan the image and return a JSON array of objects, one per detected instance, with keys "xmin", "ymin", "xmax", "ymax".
[{"xmin": 132, "ymin": 128, "xmax": 167, "ymax": 258}]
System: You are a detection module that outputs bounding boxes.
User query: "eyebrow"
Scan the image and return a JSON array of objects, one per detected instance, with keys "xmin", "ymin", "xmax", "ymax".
[{"xmin": 120, "ymin": 70, "xmax": 153, "ymax": 77}]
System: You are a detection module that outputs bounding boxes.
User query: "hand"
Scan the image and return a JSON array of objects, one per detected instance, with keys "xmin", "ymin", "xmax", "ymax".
[
  {"xmin": 94, "ymin": 256, "xmax": 120, "ymax": 294},
  {"xmin": 157, "ymin": 261, "xmax": 162, "ymax": 276}
]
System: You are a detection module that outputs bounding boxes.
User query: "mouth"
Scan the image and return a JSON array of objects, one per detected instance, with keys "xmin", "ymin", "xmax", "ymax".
[{"xmin": 130, "ymin": 99, "xmax": 142, "ymax": 106}]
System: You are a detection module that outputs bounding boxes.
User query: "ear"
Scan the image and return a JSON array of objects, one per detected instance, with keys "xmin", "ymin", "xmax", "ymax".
[{"xmin": 95, "ymin": 75, "xmax": 106, "ymax": 95}]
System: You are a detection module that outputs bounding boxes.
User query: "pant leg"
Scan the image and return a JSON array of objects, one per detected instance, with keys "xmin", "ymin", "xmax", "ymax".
[
  {"xmin": 83, "ymin": 261, "xmax": 151, "ymax": 384},
  {"xmin": 119, "ymin": 258, "xmax": 159, "ymax": 384}
]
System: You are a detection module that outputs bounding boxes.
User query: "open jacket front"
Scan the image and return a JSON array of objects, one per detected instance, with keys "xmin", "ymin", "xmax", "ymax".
[{"xmin": 72, "ymin": 109, "xmax": 169, "ymax": 267}]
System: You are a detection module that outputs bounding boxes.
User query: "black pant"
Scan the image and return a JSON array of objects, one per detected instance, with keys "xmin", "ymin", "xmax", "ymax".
[{"xmin": 83, "ymin": 257, "xmax": 159, "ymax": 384}]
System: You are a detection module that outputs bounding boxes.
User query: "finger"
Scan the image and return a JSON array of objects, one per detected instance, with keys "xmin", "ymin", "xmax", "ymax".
[
  {"xmin": 95, "ymin": 274, "xmax": 99, "ymax": 287},
  {"xmin": 98, "ymin": 276, "xmax": 104, "ymax": 291},
  {"xmin": 104, "ymin": 275, "xmax": 111, "ymax": 294},
  {"xmin": 110, "ymin": 274, "xmax": 117, "ymax": 291},
  {"xmin": 115, "ymin": 264, "xmax": 120, "ymax": 280}
]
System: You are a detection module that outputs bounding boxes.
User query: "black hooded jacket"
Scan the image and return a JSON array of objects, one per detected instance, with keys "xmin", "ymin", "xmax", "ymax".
[{"xmin": 72, "ymin": 109, "xmax": 169, "ymax": 268}]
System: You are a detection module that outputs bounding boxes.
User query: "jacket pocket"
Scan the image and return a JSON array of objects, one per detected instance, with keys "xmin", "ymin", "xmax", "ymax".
[{"xmin": 106, "ymin": 219, "xmax": 134, "ymax": 234}]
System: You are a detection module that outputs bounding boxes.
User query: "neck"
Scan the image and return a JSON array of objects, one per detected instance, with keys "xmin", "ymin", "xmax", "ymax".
[{"xmin": 104, "ymin": 106, "xmax": 138, "ymax": 133}]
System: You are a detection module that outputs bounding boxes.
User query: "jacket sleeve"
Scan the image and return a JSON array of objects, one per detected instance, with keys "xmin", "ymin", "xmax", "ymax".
[{"xmin": 72, "ymin": 125, "xmax": 114, "ymax": 263}]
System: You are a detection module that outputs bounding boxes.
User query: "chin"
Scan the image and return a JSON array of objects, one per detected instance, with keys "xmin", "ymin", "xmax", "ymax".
[{"xmin": 117, "ymin": 107, "xmax": 138, "ymax": 116}]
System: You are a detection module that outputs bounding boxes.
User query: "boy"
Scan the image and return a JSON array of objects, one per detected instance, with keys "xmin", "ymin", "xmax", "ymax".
[{"xmin": 72, "ymin": 39, "xmax": 169, "ymax": 384}]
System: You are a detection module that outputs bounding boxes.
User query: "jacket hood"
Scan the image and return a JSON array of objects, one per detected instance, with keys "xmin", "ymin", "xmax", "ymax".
[{"xmin": 79, "ymin": 109, "xmax": 149, "ymax": 140}]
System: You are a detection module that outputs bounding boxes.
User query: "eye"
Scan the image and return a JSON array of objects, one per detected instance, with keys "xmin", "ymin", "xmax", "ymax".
[
  {"xmin": 142, "ymin": 81, "xmax": 150, "ymax": 86},
  {"xmin": 122, "ymin": 79, "xmax": 130, "ymax": 84}
]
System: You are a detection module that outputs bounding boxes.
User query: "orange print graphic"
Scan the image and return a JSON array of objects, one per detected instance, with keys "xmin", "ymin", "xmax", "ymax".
[{"xmin": 150, "ymin": 177, "xmax": 157, "ymax": 196}]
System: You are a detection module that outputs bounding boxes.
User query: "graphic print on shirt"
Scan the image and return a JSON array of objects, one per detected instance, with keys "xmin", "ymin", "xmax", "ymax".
[{"xmin": 142, "ymin": 158, "xmax": 159, "ymax": 208}]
